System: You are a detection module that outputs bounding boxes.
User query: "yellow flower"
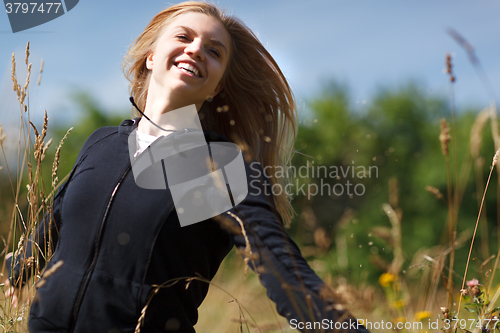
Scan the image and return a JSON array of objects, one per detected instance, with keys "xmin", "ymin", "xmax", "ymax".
[
  {"xmin": 414, "ymin": 311, "xmax": 432, "ymax": 321},
  {"xmin": 379, "ymin": 272, "xmax": 396, "ymax": 287},
  {"xmin": 392, "ymin": 317, "xmax": 406, "ymax": 325},
  {"xmin": 390, "ymin": 299, "xmax": 405, "ymax": 308}
]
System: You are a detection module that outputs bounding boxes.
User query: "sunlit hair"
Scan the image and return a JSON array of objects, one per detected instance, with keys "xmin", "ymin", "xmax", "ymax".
[{"xmin": 122, "ymin": 1, "xmax": 297, "ymax": 226}]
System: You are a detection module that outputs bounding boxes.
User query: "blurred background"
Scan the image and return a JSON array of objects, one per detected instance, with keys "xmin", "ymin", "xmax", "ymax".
[{"xmin": 2, "ymin": 1, "xmax": 500, "ymax": 332}]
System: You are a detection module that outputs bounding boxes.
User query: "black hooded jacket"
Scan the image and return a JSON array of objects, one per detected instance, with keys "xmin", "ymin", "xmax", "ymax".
[{"xmin": 7, "ymin": 118, "xmax": 368, "ymax": 333}]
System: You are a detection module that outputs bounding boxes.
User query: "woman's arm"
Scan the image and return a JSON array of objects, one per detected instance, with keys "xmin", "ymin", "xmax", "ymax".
[{"xmin": 220, "ymin": 157, "xmax": 368, "ymax": 333}]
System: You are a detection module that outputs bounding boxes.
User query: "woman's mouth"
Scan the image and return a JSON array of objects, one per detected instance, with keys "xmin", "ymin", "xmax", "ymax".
[{"xmin": 174, "ymin": 62, "xmax": 201, "ymax": 77}]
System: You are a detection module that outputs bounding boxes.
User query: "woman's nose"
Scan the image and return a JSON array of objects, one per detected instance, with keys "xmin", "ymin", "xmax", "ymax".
[{"xmin": 185, "ymin": 38, "xmax": 205, "ymax": 61}]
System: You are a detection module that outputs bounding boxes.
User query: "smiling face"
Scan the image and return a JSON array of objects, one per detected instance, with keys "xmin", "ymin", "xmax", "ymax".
[{"xmin": 145, "ymin": 12, "xmax": 231, "ymax": 110}]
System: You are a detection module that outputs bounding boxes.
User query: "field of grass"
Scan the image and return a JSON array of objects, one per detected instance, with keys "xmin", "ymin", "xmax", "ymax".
[{"xmin": 2, "ymin": 34, "xmax": 500, "ymax": 333}]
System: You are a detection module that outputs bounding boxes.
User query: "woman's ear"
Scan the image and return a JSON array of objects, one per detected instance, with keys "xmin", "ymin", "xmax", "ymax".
[{"xmin": 146, "ymin": 52, "xmax": 154, "ymax": 70}]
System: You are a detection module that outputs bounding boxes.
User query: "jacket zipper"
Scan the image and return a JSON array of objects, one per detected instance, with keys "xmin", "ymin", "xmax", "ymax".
[{"xmin": 69, "ymin": 165, "xmax": 132, "ymax": 332}]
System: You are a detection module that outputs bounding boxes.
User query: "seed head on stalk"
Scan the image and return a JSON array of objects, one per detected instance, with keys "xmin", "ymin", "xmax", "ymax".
[{"xmin": 439, "ymin": 118, "xmax": 450, "ymax": 156}]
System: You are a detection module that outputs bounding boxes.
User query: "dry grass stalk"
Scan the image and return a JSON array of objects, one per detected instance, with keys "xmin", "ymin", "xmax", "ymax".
[
  {"xmin": 447, "ymin": 29, "xmax": 477, "ymax": 64},
  {"xmin": 24, "ymin": 42, "xmax": 31, "ymax": 105},
  {"xmin": 31, "ymin": 122, "xmax": 42, "ymax": 162},
  {"xmin": 456, "ymin": 149, "xmax": 499, "ymax": 317},
  {"xmin": 448, "ymin": 28, "xmax": 500, "ymax": 153},
  {"xmin": 9, "ymin": 41, "xmax": 33, "ymax": 107},
  {"xmin": 226, "ymin": 211, "xmax": 255, "ymax": 276},
  {"xmin": 135, "ymin": 275, "xmax": 260, "ymax": 333},
  {"xmin": 313, "ymin": 227, "xmax": 331, "ymax": 252},
  {"xmin": 134, "ymin": 304, "xmax": 148, "ymax": 333},
  {"xmin": 37, "ymin": 59, "xmax": 44, "ymax": 86},
  {"xmin": 25, "ymin": 41, "xmax": 30, "ymax": 66},
  {"xmin": 0, "ymin": 123, "xmax": 5, "ymax": 145},
  {"xmin": 439, "ymin": 113, "xmax": 456, "ymax": 319},
  {"xmin": 14, "ymin": 234, "xmax": 26, "ymax": 258},
  {"xmin": 41, "ymin": 138, "xmax": 53, "ymax": 162},
  {"xmin": 35, "ymin": 260, "xmax": 64, "ymax": 288},
  {"xmin": 382, "ymin": 203, "xmax": 403, "ymax": 275},
  {"xmin": 211, "ymin": 214, "xmax": 242, "ymax": 235},
  {"xmin": 41, "ymin": 111, "xmax": 48, "ymax": 141},
  {"xmin": 446, "ymin": 53, "xmax": 456, "ymax": 83},
  {"xmin": 470, "ymin": 108, "xmax": 490, "ymax": 158},
  {"xmin": 52, "ymin": 127, "xmax": 73, "ymax": 188},
  {"xmin": 24, "ymin": 256, "xmax": 35, "ymax": 268},
  {"xmin": 31, "ymin": 112, "xmax": 48, "ymax": 164},
  {"xmin": 439, "ymin": 118, "xmax": 450, "ymax": 156},
  {"xmin": 2, "ymin": 44, "xmax": 63, "ymax": 330},
  {"xmin": 492, "ymin": 149, "xmax": 500, "ymax": 168},
  {"xmin": 425, "ymin": 186, "xmax": 443, "ymax": 200},
  {"xmin": 470, "ymin": 110, "xmax": 490, "ymax": 265},
  {"xmin": 27, "ymin": 162, "xmax": 33, "ymax": 195},
  {"xmin": 22, "ymin": 63, "xmax": 32, "ymax": 105},
  {"xmin": 388, "ymin": 177, "xmax": 399, "ymax": 208},
  {"xmin": 11, "ymin": 52, "xmax": 21, "ymax": 100}
]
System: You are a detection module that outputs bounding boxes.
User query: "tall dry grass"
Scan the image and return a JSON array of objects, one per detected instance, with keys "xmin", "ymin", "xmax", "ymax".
[
  {"xmin": 365, "ymin": 30, "xmax": 500, "ymax": 333},
  {"xmin": 0, "ymin": 42, "xmax": 71, "ymax": 332}
]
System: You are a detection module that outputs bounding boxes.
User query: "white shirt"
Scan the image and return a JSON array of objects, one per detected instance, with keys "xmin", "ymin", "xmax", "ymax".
[{"xmin": 136, "ymin": 130, "xmax": 160, "ymax": 155}]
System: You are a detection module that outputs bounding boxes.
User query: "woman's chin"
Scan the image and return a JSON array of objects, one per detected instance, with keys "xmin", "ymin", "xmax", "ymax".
[{"xmin": 167, "ymin": 86, "xmax": 206, "ymax": 104}]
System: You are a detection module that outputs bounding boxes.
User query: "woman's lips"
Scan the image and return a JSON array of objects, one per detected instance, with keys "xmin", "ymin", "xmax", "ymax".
[{"xmin": 174, "ymin": 61, "xmax": 201, "ymax": 77}]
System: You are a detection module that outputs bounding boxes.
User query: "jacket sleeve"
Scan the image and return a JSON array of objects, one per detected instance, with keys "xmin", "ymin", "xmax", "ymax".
[{"xmin": 220, "ymin": 157, "xmax": 369, "ymax": 333}]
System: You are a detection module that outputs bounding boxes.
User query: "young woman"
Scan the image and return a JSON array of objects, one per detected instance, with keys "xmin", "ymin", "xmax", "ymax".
[{"xmin": 5, "ymin": 2, "xmax": 368, "ymax": 332}]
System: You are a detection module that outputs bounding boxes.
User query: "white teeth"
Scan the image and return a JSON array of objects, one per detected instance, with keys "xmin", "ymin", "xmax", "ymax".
[{"xmin": 176, "ymin": 62, "xmax": 200, "ymax": 77}]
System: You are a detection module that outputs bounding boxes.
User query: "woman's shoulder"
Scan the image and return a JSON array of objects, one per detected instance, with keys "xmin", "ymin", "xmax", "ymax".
[
  {"xmin": 82, "ymin": 126, "xmax": 119, "ymax": 149},
  {"xmin": 75, "ymin": 121, "xmax": 132, "ymax": 162}
]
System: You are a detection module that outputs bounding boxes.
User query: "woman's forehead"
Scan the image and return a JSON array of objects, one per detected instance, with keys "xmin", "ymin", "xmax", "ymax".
[{"xmin": 164, "ymin": 12, "xmax": 229, "ymax": 40}]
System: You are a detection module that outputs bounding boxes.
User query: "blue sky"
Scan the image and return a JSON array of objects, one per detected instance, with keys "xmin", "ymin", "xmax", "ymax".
[{"xmin": 1, "ymin": 0, "xmax": 500, "ymax": 126}]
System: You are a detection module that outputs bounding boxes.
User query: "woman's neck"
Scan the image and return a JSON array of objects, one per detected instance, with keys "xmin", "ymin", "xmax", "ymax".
[
  {"xmin": 138, "ymin": 102, "xmax": 202, "ymax": 137},
  {"xmin": 138, "ymin": 88, "xmax": 203, "ymax": 136}
]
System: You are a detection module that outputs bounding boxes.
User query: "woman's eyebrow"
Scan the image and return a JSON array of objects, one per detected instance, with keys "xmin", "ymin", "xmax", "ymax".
[
  {"xmin": 209, "ymin": 38, "xmax": 227, "ymax": 54},
  {"xmin": 175, "ymin": 25, "xmax": 228, "ymax": 54}
]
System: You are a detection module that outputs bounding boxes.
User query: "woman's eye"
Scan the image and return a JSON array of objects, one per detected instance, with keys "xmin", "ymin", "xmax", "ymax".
[
  {"xmin": 177, "ymin": 35, "xmax": 190, "ymax": 41},
  {"xmin": 210, "ymin": 49, "xmax": 221, "ymax": 58}
]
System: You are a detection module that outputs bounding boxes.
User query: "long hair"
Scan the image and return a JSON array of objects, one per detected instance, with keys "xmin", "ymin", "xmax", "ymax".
[{"xmin": 122, "ymin": 1, "xmax": 297, "ymax": 226}]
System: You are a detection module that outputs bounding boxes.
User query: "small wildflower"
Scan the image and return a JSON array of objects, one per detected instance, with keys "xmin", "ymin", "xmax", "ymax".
[
  {"xmin": 467, "ymin": 278, "xmax": 482, "ymax": 298},
  {"xmin": 392, "ymin": 317, "xmax": 406, "ymax": 325},
  {"xmin": 390, "ymin": 299, "xmax": 405, "ymax": 308},
  {"xmin": 467, "ymin": 278, "xmax": 480, "ymax": 287},
  {"xmin": 441, "ymin": 306, "xmax": 449, "ymax": 320},
  {"xmin": 460, "ymin": 288, "xmax": 469, "ymax": 296},
  {"xmin": 379, "ymin": 272, "xmax": 396, "ymax": 287},
  {"xmin": 415, "ymin": 311, "xmax": 432, "ymax": 321}
]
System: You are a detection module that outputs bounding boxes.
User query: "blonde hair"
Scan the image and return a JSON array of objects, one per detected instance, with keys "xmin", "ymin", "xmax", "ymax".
[{"xmin": 122, "ymin": 1, "xmax": 297, "ymax": 226}]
